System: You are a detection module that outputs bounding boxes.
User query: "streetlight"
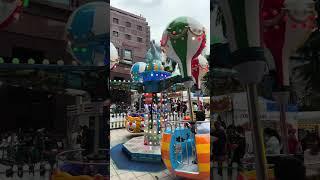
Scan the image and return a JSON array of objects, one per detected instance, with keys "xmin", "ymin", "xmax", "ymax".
[{"xmin": 219, "ymin": 1, "xmax": 268, "ymax": 180}]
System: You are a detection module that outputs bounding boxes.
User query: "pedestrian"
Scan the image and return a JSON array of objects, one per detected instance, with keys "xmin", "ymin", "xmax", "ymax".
[
  {"xmin": 304, "ymin": 136, "xmax": 320, "ymax": 178},
  {"xmin": 212, "ymin": 121, "xmax": 227, "ymax": 162},
  {"xmin": 231, "ymin": 126, "xmax": 246, "ymax": 165},
  {"xmin": 264, "ymin": 128, "xmax": 281, "ymax": 155},
  {"xmin": 288, "ymin": 128, "xmax": 300, "ymax": 154}
]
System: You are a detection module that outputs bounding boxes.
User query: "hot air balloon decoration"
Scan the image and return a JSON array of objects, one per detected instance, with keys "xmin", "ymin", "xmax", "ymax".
[{"xmin": 66, "ymin": 2, "xmax": 108, "ymax": 66}]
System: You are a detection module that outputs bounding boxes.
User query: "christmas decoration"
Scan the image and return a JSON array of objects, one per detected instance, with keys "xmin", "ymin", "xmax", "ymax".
[
  {"xmin": 110, "ymin": 42, "xmax": 119, "ymax": 70},
  {"xmin": 161, "ymin": 16, "xmax": 207, "ymax": 80}
]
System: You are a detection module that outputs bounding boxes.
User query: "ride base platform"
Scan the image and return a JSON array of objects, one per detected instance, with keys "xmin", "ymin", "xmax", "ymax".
[{"xmin": 122, "ymin": 136, "xmax": 161, "ymax": 162}]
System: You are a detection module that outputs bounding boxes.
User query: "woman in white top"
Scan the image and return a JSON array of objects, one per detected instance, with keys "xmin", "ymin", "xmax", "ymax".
[
  {"xmin": 264, "ymin": 128, "xmax": 281, "ymax": 155},
  {"xmin": 304, "ymin": 137, "xmax": 320, "ymax": 178}
]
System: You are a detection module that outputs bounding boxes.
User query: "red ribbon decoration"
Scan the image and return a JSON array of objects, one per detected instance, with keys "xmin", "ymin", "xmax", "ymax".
[{"xmin": 262, "ymin": 0, "xmax": 286, "ymax": 88}]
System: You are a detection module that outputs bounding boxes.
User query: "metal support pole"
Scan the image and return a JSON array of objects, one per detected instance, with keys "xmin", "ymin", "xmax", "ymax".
[
  {"xmin": 246, "ymin": 84, "xmax": 268, "ymax": 180},
  {"xmin": 273, "ymin": 92, "xmax": 289, "ymax": 154},
  {"xmin": 187, "ymin": 88, "xmax": 194, "ymax": 121},
  {"xmin": 94, "ymin": 116, "xmax": 100, "ymax": 155}
]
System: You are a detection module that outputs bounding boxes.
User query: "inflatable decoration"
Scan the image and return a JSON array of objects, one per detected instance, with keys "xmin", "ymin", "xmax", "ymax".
[
  {"xmin": 0, "ymin": 0, "xmax": 24, "ymax": 29},
  {"xmin": 110, "ymin": 42, "xmax": 119, "ymax": 70},
  {"xmin": 141, "ymin": 41, "xmax": 171, "ymax": 92},
  {"xmin": 130, "ymin": 62, "xmax": 146, "ymax": 82},
  {"xmin": 66, "ymin": 2, "xmax": 108, "ymax": 66},
  {"xmin": 191, "ymin": 55, "xmax": 209, "ymax": 89},
  {"xmin": 125, "ymin": 114, "xmax": 144, "ymax": 133},
  {"xmin": 161, "ymin": 17, "xmax": 206, "ymax": 81},
  {"xmin": 262, "ymin": 0, "xmax": 315, "ymax": 88}
]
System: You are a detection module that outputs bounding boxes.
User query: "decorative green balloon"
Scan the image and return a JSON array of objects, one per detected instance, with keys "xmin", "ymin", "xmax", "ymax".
[{"xmin": 161, "ymin": 17, "xmax": 206, "ymax": 80}]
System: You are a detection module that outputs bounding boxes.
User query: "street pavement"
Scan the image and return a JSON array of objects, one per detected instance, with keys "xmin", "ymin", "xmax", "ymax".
[{"xmin": 110, "ymin": 129, "xmax": 178, "ymax": 180}]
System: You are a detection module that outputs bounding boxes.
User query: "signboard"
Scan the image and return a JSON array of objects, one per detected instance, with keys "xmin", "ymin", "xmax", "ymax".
[{"xmin": 233, "ymin": 110, "xmax": 298, "ymax": 126}]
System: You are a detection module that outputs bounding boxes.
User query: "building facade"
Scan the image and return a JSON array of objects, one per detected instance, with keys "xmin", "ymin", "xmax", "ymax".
[{"xmin": 110, "ymin": 6, "xmax": 150, "ymax": 80}]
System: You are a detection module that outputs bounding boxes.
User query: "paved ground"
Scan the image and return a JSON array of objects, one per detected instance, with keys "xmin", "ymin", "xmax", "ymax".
[{"xmin": 110, "ymin": 129, "xmax": 178, "ymax": 180}]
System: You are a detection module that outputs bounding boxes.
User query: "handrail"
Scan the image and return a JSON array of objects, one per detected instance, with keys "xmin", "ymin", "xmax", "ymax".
[{"xmin": 56, "ymin": 149, "xmax": 108, "ymax": 166}]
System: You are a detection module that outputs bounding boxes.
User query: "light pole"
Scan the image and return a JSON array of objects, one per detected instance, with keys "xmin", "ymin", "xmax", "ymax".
[{"xmin": 219, "ymin": 1, "xmax": 268, "ymax": 179}]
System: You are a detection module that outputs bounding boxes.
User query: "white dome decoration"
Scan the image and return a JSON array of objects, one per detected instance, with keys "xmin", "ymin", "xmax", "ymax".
[
  {"xmin": 43, "ymin": 59, "xmax": 50, "ymax": 65},
  {"xmin": 57, "ymin": 60, "xmax": 64, "ymax": 65},
  {"xmin": 72, "ymin": 61, "xmax": 78, "ymax": 65},
  {"xmin": 28, "ymin": 58, "xmax": 35, "ymax": 64}
]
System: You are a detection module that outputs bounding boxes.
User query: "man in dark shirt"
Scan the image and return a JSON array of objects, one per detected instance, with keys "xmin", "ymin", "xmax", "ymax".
[{"xmin": 212, "ymin": 121, "xmax": 227, "ymax": 162}]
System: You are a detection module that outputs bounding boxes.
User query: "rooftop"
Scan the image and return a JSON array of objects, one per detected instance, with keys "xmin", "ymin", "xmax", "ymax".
[{"xmin": 110, "ymin": 6, "xmax": 146, "ymax": 22}]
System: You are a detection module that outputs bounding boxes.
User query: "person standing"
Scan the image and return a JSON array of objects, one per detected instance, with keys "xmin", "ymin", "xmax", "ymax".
[
  {"xmin": 264, "ymin": 128, "xmax": 281, "ymax": 155},
  {"xmin": 231, "ymin": 126, "xmax": 246, "ymax": 164},
  {"xmin": 288, "ymin": 129, "xmax": 300, "ymax": 154},
  {"xmin": 304, "ymin": 136, "xmax": 320, "ymax": 178},
  {"xmin": 212, "ymin": 121, "xmax": 227, "ymax": 162}
]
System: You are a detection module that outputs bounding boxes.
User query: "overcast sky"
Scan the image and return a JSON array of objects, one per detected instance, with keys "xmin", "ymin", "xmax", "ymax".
[{"xmin": 110, "ymin": 0, "xmax": 210, "ymax": 54}]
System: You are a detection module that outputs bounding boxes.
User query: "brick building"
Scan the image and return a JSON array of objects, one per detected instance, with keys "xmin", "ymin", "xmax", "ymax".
[{"xmin": 110, "ymin": 6, "xmax": 150, "ymax": 80}]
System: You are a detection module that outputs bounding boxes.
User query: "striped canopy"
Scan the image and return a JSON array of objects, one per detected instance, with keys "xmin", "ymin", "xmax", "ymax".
[{"xmin": 161, "ymin": 17, "xmax": 206, "ymax": 80}]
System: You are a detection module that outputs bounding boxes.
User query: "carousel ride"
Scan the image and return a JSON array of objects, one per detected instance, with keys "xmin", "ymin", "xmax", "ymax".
[
  {"xmin": 121, "ymin": 41, "xmax": 172, "ymax": 162},
  {"xmin": 159, "ymin": 16, "xmax": 210, "ymax": 179}
]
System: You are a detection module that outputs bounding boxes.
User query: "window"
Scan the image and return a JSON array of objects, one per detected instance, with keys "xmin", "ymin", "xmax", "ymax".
[
  {"xmin": 137, "ymin": 37, "xmax": 143, "ymax": 43},
  {"xmin": 119, "ymin": 26, "xmax": 125, "ymax": 32},
  {"xmin": 113, "ymin": 18, "xmax": 119, "ymax": 24},
  {"xmin": 137, "ymin": 25, "xmax": 142, "ymax": 31},
  {"xmin": 124, "ymin": 49, "xmax": 132, "ymax": 60},
  {"xmin": 125, "ymin": 34, "xmax": 131, "ymax": 40},
  {"xmin": 125, "ymin": 22, "xmax": 131, "ymax": 27},
  {"xmin": 113, "ymin": 31, "xmax": 119, "ymax": 37}
]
